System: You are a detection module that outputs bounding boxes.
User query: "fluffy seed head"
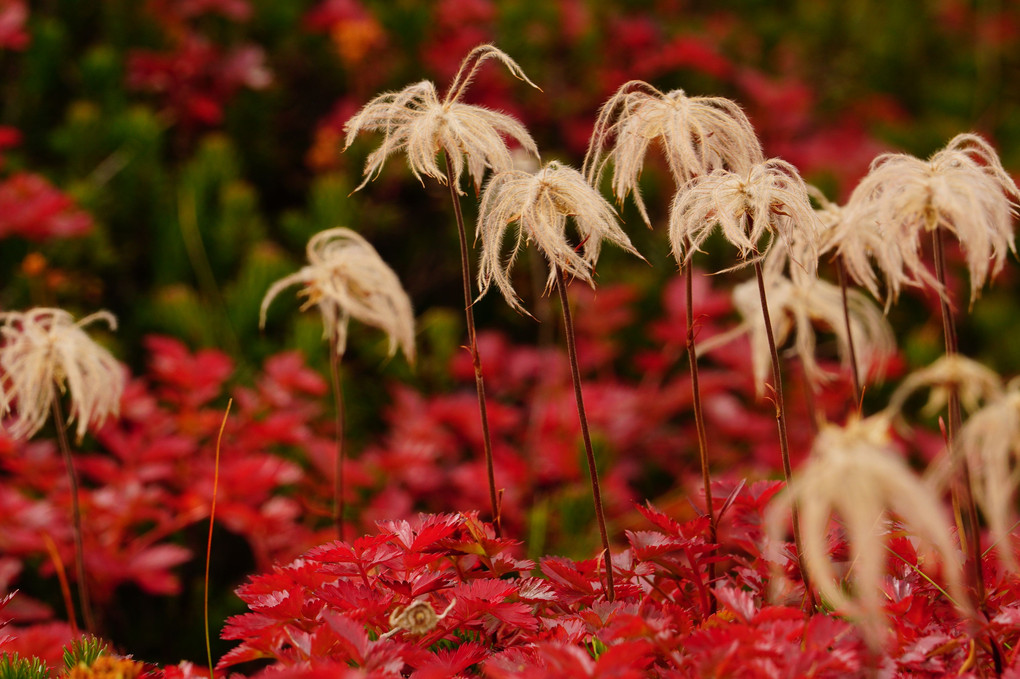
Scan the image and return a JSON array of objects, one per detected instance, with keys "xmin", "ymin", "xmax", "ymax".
[
  {"xmin": 946, "ymin": 379, "xmax": 1020, "ymax": 568},
  {"xmin": 583, "ymin": 81, "xmax": 763, "ymax": 225},
  {"xmin": 732, "ymin": 270, "xmax": 894, "ymax": 396},
  {"xmin": 343, "ymin": 44, "xmax": 540, "ymax": 195},
  {"xmin": 844, "ymin": 133, "xmax": 1019, "ymax": 304},
  {"xmin": 668, "ymin": 158, "xmax": 820, "ymax": 272},
  {"xmin": 475, "ymin": 160, "xmax": 643, "ymax": 314},
  {"xmin": 260, "ymin": 227, "xmax": 416, "ymax": 363},
  {"xmin": 0, "ymin": 308, "xmax": 123, "ymax": 442},
  {"xmin": 884, "ymin": 353, "xmax": 1004, "ymax": 421},
  {"xmin": 765, "ymin": 415, "xmax": 969, "ymax": 648},
  {"xmin": 809, "ymin": 186, "xmax": 911, "ymax": 306}
]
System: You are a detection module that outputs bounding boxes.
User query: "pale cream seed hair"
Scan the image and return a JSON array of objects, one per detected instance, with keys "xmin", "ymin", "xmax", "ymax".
[
  {"xmin": 843, "ymin": 133, "xmax": 1019, "ymax": 305},
  {"xmin": 343, "ymin": 44, "xmax": 540, "ymax": 195},
  {"xmin": 0, "ymin": 308, "xmax": 123, "ymax": 442},
  {"xmin": 949, "ymin": 379, "xmax": 1020, "ymax": 568},
  {"xmin": 668, "ymin": 158, "xmax": 821, "ymax": 272},
  {"xmin": 815, "ymin": 188, "xmax": 912, "ymax": 309},
  {"xmin": 883, "ymin": 353, "xmax": 1004, "ymax": 421},
  {"xmin": 583, "ymin": 80, "xmax": 763, "ymax": 226},
  {"xmin": 475, "ymin": 160, "xmax": 643, "ymax": 314},
  {"xmin": 260, "ymin": 227, "xmax": 415, "ymax": 363},
  {"xmin": 731, "ymin": 270, "xmax": 894, "ymax": 396},
  {"xmin": 765, "ymin": 415, "xmax": 969, "ymax": 648}
]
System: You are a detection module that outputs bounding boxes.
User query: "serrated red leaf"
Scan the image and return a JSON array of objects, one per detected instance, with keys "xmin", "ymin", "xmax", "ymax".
[{"xmin": 409, "ymin": 642, "xmax": 488, "ymax": 679}]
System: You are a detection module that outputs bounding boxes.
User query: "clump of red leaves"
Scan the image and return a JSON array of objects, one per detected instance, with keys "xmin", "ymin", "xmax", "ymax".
[
  {"xmin": 218, "ymin": 501, "xmax": 875, "ymax": 678},
  {"xmin": 0, "ymin": 336, "xmax": 332, "ymax": 639},
  {"xmin": 218, "ymin": 475, "xmax": 1020, "ymax": 678},
  {"xmin": 126, "ymin": 0, "xmax": 270, "ymax": 130}
]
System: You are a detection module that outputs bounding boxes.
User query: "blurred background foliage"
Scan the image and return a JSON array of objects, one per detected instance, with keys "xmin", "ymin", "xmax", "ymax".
[{"xmin": 0, "ymin": 0, "xmax": 1018, "ymax": 380}]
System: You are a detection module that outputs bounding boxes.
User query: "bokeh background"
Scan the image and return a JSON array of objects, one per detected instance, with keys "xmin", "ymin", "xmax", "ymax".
[{"xmin": 1, "ymin": 0, "xmax": 1019, "ymax": 665}]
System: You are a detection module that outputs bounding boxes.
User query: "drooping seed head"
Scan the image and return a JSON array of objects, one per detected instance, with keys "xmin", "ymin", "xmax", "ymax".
[
  {"xmin": 843, "ymin": 133, "xmax": 1019, "ymax": 305},
  {"xmin": 475, "ymin": 160, "xmax": 644, "ymax": 315},
  {"xmin": 945, "ymin": 379, "xmax": 1020, "ymax": 568},
  {"xmin": 0, "ymin": 308, "xmax": 124, "ymax": 442},
  {"xmin": 732, "ymin": 269, "xmax": 894, "ymax": 396},
  {"xmin": 343, "ymin": 44, "xmax": 540, "ymax": 195},
  {"xmin": 584, "ymin": 81, "xmax": 763, "ymax": 226},
  {"xmin": 260, "ymin": 227, "xmax": 416, "ymax": 363},
  {"xmin": 668, "ymin": 158, "xmax": 820, "ymax": 273},
  {"xmin": 765, "ymin": 415, "xmax": 969, "ymax": 648}
]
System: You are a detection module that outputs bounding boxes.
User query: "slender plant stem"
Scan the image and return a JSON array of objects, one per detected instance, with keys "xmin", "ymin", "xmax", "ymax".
[
  {"xmin": 553, "ymin": 266, "xmax": 615, "ymax": 602},
  {"xmin": 329, "ymin": 334, "xmax": 347, "ymax": 542},
  {"xmin": 835, "ymin": 259, "xmax": 863, "ymax": 409},
  {"xmin": 205, "ymin": 399, "xmax": 231, "ymax": 679},
  {"xmin": 443, "ymin": 153, "xmax": 501, "ymax": 537},
  {"xmin": 752, "ymin": 259, "xmax": 816, "ymax": 610},
  {"xmin": 684, "ymin": 264, "xmax": 716, "ymax": 610},
  {"xmin": 931, "ymin": 228, "xmax": 985, "ymax": 606},
  {"xmin": 51, "ymin": 396, "xmax": 96, "ymax": 635},
  {"xmin": 41, "ymin": 533, "xmax": 77, "ymax": 637}
]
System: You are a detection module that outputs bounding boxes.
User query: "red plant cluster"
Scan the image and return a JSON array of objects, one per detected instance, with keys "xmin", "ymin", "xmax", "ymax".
[
  {"xmin": 0, "ymin": 172, "xmax": 93, "ymax": 241},
  {"xmin": 126, "ymin": 0, "xmax": 270, "ymax": 129},
  {"xmin": 0, "ymin": 271, "xmax": 883, "ymax": 667},
  {"xmin": 217, "ymin": 501, "xmax": 1020, "ymax": 676},
  {"xmin": 0, "ymin": 0, "xmax": 28, "ymax": 51},
  {"xmin": 0, "ymin": 337, "xmax": 334, "ymax": 641},
  {"xmin": 0, "ymin": 129, "xmax": 93, "ymax": 242}
]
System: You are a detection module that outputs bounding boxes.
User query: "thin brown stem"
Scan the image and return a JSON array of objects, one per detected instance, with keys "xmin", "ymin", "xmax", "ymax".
[
  {"xmin": 444, "ymin": 153, "xmax": 501, "ymax": 537},
  {"xmin": 835, "ymin": 259, "xmax": 863, "ymax": 410},
  {"xmin": 51, "ymin": 396, "xmax": 96, "ymax": 634},
  {"xmin": 329, "ymin": 335, "xmax": 346, "ymax": 542},
  {"xmin": 685, "ymin": 264, "xmax": 716, "ymax": 609},
  {"xmin": 553, "ymin": 267, "xmax": 615, "ymax": 601},
  {"xmin": 205, "ymin": 399, "xmax": 231, "ymax": 679},
  {"xmin": 753, "ymin": 259, "xmax": 816, "ymax": 610},
  {"xmin": 931, "ymin": 228, "xmax": 985, "ymax": 607}
]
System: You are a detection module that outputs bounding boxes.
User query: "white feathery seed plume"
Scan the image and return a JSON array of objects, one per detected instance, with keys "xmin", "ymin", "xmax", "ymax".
[
  {"xmin": 475, "ymin": 160, "xmax": 643, "ymax": 314},
  {"xmin": 731, "ymin": 270, "xmax": 894, "ymax": 396},
  {"xmin": 260, "ymin": 227, "xmax": 415, "ymax": 363},
  {"xmin": 842, "ymin": 133, "xmax": 1019, "ymax": 305},
  {"xmin": 815, "ymin": 186, "xmax": 911, "ymax": 307},
  {"xmin": 0, "ymin": 308, "xmax": 123, "ymax": 442},
  {"xmin": 884, "ymin": 353, "xmax": 1004, "ymax": 421},
  {"xmin": 583, "ymin": 81, "xmax": 763, "ymax": 225},
  {"xmin": 668, "ymin": 158, "xmax": 821, "ymax": 272},
  {"xmin": 765, "ymin": 415, "xmax": 970, "ymax": 648},
  {"xmin": 343, "ymin": 44, "xmax": 540, "ymax": 195},
  {"xmin": 946, "ymin": 378, "xmax": 1020, "ymax": 568}
]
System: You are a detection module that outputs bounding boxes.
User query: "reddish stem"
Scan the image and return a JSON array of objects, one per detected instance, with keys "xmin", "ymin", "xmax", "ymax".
[
  {"xmin": 752, "ymin": 258, "xmax": 816, "ymax": 610},
  {"xmin": 444, "ymin": 153, "xmax": 502, "ymax": 537},
  {"xmin": 51, "ymin": 396, "xmax": 96, "ymax": 635},
  {"xmin": 553, "ymin": 266, "xmax": 615, "ymax": 601}
]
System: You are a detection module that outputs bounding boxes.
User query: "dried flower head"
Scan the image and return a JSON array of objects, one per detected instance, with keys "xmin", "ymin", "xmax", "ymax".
[
  {"xmin": 381, "ymin": 597, "xmax": 456, "ymax": 638},
  {"xmin": 816, "ymin": 186, "xmax": 911, "ymax": 307},
  {"xmin": 845, "ymin": 133, "xmax": 1019, "ymax": 304},
  {"xmin": 765, "ymin": 415, "xmax": 969, "ymax": 648},
  {"xmin": 946, "ymin": 379, "xmax": 1020, "ymax": 567},
  {"xmin": 731, "ymin": 270, "xmax": 894, "ymax": 396},
  {"xmin": 668, "ymin": 159, "xmax": 820, "ymax": 272},
  {"xmin": 343, "ymin": 44, "xmax": 540, "ymax": 194},
  {"xmin": 583, "ymin": 81, "xmax": 763, "ymax": 226},
  {"xmin": 883, "ymin": 354, "xmax": 1004, "ymax": 420},
  {"xmin": 475, "ymin": 160, "xmax": 643, "ymax": 314},
  {"xmin": 260, "ymin": 227, "xmax": 415, "ymax": 362},
  {"xmin": 0, "ymin": 308, "xmax": 123, "ymax": 442}
]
